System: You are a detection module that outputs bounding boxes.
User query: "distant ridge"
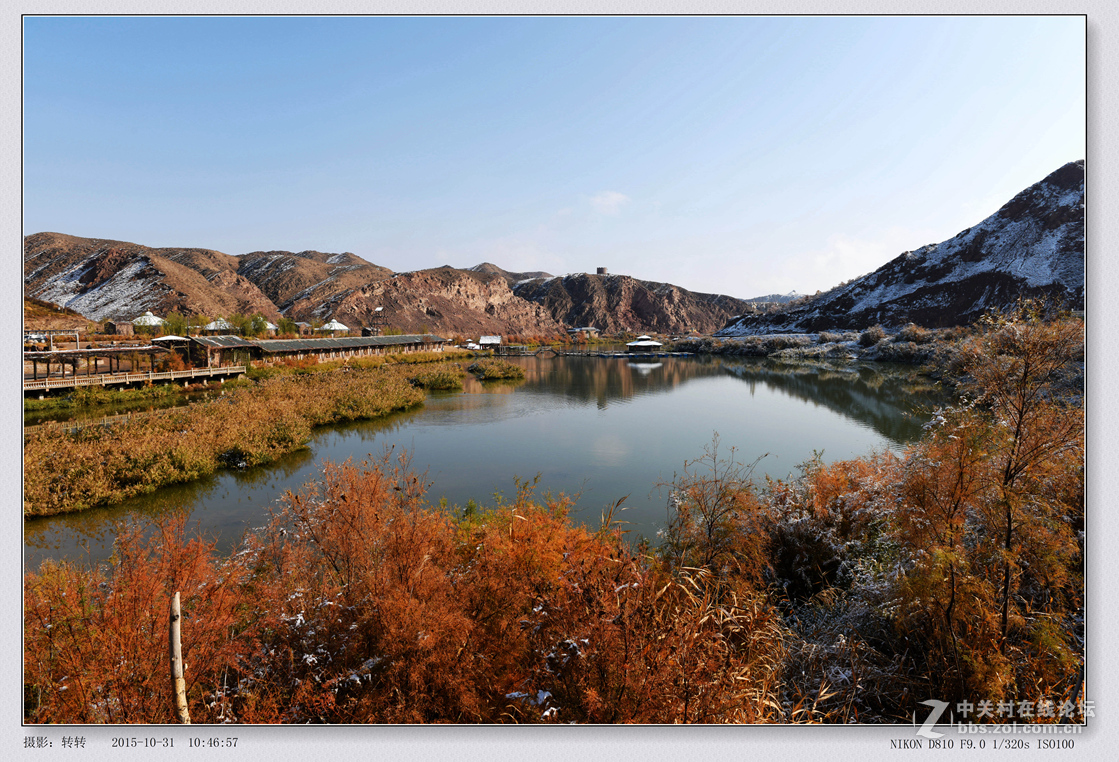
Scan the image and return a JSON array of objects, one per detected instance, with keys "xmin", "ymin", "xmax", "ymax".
[
  {"xmin": 717, "ymin": 160, "xmax": 1085, "ymax": 334},
  {"xmin": 513, "ymin": 272, "xmax": 754, "ymax": 335},
  {"xmin": 469, "ymin": 262, "xmax": 553, "ymax": 285}
]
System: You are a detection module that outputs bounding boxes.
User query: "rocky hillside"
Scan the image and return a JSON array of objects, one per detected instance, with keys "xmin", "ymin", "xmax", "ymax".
[
  {"xmin": 287, "ymin": 266, "xmax": 566, "ymax": 337},
  {"xmin": 236, "ymin": 249, "xmax": 393, "ymax": 313},
  {"xmin": 24, "ymin": 232, "xmax": 753, "ymax": 336},
  {"xmin": 513, "ymin": 272, "xmax": 754, "ymax": 335},
  {"xmin": 718, "ymin": 160, "xmax": 1085, "ymax": 334},
  {"xmin": 23, "ymin": 297, "xmax": 94, "ymax": 332},
  {"xmin": 21, "ymin": 234, "xmax": 570, "ymax": 336},
  {"xmin": 23, "ymin": 233, "xmax": 281, "ymax": 321}
]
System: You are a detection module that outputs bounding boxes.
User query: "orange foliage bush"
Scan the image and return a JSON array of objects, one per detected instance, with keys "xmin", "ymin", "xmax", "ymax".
[
  {"xmin": 24, "ymin": 521, "xmax": 246, "ymax": 723},
  {"xmin": 25, "ymin": 453, "xmax": 790, "ymax": 724}
]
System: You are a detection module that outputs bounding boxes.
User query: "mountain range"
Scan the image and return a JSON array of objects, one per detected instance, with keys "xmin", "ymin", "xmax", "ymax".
[
  {"xmin": 22, "ymin": 234, "xmax": 754, "ymax": 336},
  {"xmin": 23, "ymin": 161, "xmax": 1084, "ymax": 337},
  {"xmin": 717, "ymin": 160, "xmax": 1084, "ymax": 335}
]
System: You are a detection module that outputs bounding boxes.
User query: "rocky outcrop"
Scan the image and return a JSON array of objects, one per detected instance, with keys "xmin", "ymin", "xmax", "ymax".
[
  {"xmin": 468, "ymin": 262, "xmax": 553, "ymax": 286},
  {"xmin": 236, "ymin": 250, "xmax": 393, "ymax": 312},
  {"xmin": 291, "ymin": 267, "xmax": 566, "ymax": 337},
  {"xmin": 514, "ymin": 273, "xmax": 753, "ymax": 335},
  {"xmin": 718, "ymin": 161, "xmax": 1085, "ymax": 334}
]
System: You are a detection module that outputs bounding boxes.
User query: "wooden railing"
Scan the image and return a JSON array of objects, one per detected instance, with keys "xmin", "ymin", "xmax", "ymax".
[
  {"xmin": 26, "ymin": 408, "xmax": 172, "ymax": 437},
  {"xmin": 23, "ymin": 365, "xmax": 247, "ymax": 392}
]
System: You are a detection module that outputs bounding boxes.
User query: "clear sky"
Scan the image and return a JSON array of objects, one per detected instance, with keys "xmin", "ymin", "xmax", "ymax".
[{"xmin": 23, "ymin": 15, "xmax": 1085, "ymax": 298}]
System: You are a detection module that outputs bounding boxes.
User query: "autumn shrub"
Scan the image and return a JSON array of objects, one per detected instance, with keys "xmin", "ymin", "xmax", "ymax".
[
  {"xmin": 895, "ymin": 323, "xmax": 935, "ymax": 344},
  {"xmin": 762, "ymin": 334, "xmax": 813, "ymax": 354},
  {"xmin": 659, "ymin": 435, "xmax": 770, "ymax": 587},
  {"xmin": 24, "ymin": 519, "xmax": 247, "ymax": 723},
  {"xmin": 25, "ymin": 383, "xmax": 183, "ymax": 412},
  {"xmin": 467, "ymin": 358, "xmax": 526, "ymax": 380},
  {"xmin": 380, "ymin": 349, "xmax": 472, "ymax": 365},
  {"xmin": 25, "ymin": 453, "xmax": 793, "ymax": 724},
  {"xmin": 237, "ymin": 457, "xmax": 790, "ymax": 723},
  {"xmin": 870, "ymin": 340, "xmax": 933, "ymax": 364},
  {"xmin": 889, "ymin": 304, "xmax": 1084, "ymax": 704},
  {"xmin": 245, "ymin": 363, "xmax": 284, "ymax": 381},
  {"xmin": 858, "ymin": 325, "xmax": 886, "ymax": 347},
  {"xmin": 157, "ymin": 351, "xmax": 189, "ymax": 372},
  {"xmin": 672, "ymin": 337, "xmax": 723, "ymax": 354}
]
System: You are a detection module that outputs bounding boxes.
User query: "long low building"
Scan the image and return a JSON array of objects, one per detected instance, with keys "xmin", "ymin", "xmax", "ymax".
[{"xmin": 185, "ymin": 333, "xmax": 450, "ymax": 367}]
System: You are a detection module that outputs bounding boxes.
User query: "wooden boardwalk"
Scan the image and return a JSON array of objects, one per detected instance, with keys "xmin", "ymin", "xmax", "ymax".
[{"xmin": 23, "ymin": 365, "xmax": 247, "ymax": 394}]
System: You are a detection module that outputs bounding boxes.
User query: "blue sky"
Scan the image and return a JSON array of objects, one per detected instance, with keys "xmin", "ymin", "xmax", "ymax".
[{"xmin": 23, "ymin": 15, "xmax": 1085, "ymax": 298}]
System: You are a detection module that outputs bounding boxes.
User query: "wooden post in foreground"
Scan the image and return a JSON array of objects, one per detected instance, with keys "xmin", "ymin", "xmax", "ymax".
[{"xmin": 169, "ymin": 592, "xmax": 191, "ymax": 724}]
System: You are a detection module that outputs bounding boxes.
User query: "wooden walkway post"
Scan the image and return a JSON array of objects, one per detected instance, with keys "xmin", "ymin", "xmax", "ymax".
[{"xmin": 169, "ymin": 592, "xmax": 191, "ymax": 724}]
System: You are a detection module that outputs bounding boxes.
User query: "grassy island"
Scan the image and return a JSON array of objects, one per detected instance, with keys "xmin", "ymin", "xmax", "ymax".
[{"xmin": 23, "ymin": 358, "xmax": 469, "ymax": 517}]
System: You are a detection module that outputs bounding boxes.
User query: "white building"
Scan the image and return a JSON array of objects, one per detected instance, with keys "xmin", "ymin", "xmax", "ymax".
[
  {"xmin": 132, "ymin": 311, "xmax": 165, "ymax": 329},
  {"xmin": 625, "ymin": 335, "xmax": 664, "ymax": 353}
]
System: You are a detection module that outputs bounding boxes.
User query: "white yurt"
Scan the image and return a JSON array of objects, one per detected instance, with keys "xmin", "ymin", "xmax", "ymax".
[{"xmin": 132, "ymin": 311, "xmax": 165, "ymax": 328}]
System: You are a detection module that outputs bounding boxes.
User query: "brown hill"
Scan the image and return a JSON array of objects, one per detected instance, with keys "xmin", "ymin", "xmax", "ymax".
[
  {"xmin": 24, "ymin": 232, "xmax": 752, "ymax": 337},
  {"xmin": 514, "ymin": 273, "xmax": 753, "ymax": 335},
  {"xmin": 23, "ymin": 297, "xmax": 94, "ymax": 331},
  {"xmin": 237, "ymin": 250, "xmax": 393, "ymax": 312},
  {"xmin": 23, "ymin": 232, "xmax": 280, "ymax": 321},
  {"xmin": 288, "ymin": 266, "xmax": 566, "ymax": 337}
]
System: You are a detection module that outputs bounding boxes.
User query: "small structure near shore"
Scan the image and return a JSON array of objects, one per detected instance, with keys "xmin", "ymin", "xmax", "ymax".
[
  {"xmin": 132, "ymin": 311, "xmax": 165, "ymax": 332},
  {"xmin": 202, "ymin": 318, "xmax": 235, "ymax": 335},
  {"xmin": 568, "ymin": 326, "xmax": 600, "ymax": 339},
  {"xmin": 626, "ymin": 335, "xmax": 663, "ymax": 353}
]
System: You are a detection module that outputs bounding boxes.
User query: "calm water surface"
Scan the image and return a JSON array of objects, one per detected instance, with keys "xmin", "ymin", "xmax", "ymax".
[{"xmin": 24, "ymin": 355, "xmax": 947, "ymax": 570}]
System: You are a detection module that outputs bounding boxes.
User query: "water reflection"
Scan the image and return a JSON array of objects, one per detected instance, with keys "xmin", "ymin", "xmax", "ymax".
[
  {"xmin": 716, "ymin": 358, "xmax": 943, "ymax": 443},
  {"xmin": 25, "ymin": 355, "xmax": 949, "ymax": 570}
]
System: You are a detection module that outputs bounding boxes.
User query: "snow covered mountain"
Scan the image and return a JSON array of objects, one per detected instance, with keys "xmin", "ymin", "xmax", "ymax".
[
  {"xmin": 745, "ymin": 291, "xmax": 802, "ymax": 305},
  {"xmin": 717, "ymin": 160, "xmax": 1085, "ymax": 334}
]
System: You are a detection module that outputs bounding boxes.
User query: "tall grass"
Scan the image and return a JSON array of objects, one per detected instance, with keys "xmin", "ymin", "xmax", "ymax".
[
  {"xmin": 24, "ymin": 383, "xmax": 183, "ymax": 412},
  {"xmin": 23, "ymin": 365, "xmax": 431, "ymax": 517},
  {"xmin": 467, "ymin": 358, "xmax": 526, "ymax": 380}
]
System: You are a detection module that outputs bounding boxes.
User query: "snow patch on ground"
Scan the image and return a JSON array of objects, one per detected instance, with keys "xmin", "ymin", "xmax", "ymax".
[{"xmin": 38, "ymin": 260, "xmax": 158, "ymax": 320}]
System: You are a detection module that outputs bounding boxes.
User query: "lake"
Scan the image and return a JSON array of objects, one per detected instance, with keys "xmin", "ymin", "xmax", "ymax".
[{"xmin": 24, "ymin": 354, "xmax": 948, "ymax": 570}]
